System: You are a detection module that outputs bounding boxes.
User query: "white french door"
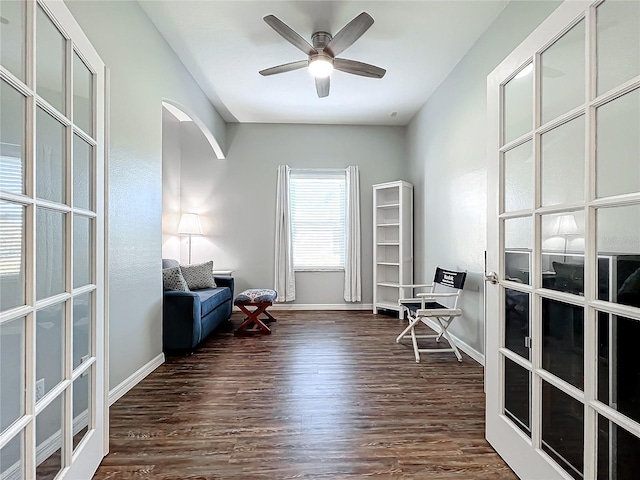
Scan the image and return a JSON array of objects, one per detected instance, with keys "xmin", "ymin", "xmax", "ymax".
[
  {"xmin": 486, "ymin": 0, "xmax": 640, "ymax": 478},
  {"xmin": 0, "ymin": 0, "xmax": 107, "ymax": 478}
]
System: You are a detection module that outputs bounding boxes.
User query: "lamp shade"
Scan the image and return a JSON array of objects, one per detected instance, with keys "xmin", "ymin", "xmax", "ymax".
[
  {"xmin": 177, "ymin": 213, "xmax": 202, "ymax": 235},
  {"xmin": 553, "ymin": 214, "xmax": 579, "ymax": 235}
]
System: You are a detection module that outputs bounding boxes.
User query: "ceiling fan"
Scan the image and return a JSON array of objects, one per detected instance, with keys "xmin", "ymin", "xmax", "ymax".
[{"xmin": 259, "ymin": 12, "xmax": 386, "ymax": 98}]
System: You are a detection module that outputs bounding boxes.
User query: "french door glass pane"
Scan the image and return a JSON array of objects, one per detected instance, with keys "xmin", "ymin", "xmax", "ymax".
[
  {"xmin": 597, "ymin": 415, "xmax": 640, "ymax": 479},
  {"xmin": 36, "ymin": 5, "xmax": 65, "ymax": 114},
  {"xmin": 0, "ymin": 316, "xmax": 25, "ymax": 434},
  {"xmin": 0, "ymin": 430, "xmax": 24, "ymax": 480},
  {"xmin": 503, "ymin": 141, "xmax": 533, "ymax": 212},
  {"xmin": 541, "ymin": 20, "xmax": 585, "ymax": 124},
  {"xmin": 73, "ymin": 215, "xmax": 91, "ymax": 288},
  {"xmin": 504, "ymin": 357, "xmax": 531, "ymax": 436},
  {"xmin": 541, "ymin": 211, "xmax": 585, "ymax": 295},
  {"xmin": 0, "ymin": 0, "xmax": 25, "ymax": 81},
  {"xmin": 73, "ymin": 52, "xmax": 92, "ymax": 135},
  {"xmin": 0, "ymin": 80, "xmax": 25, "ymax": 195},
  {"xmin": 35, "ymin": 394, "xmax": 64, "ymax": 480},
  {"xmin": 596, "ymin": 88, "xmax": 640, "ymax": 199},
  {"xmin": 542, "ymin": 380, "xmax": 584, "ymax": 479},
  {"xmin": 35, "ymin": 302, "xmax": 64, "ymax": 398},
  {"xmin": 505, "ymin": 289, "xmax": 530, "ymax": 359},
  {"xmin": 72, "ymin": 368, "xmax": 91, "ymax": 451},
  {"xmin": 596, "ymin": 0, "xmax": 640, "ymax": 96},
  {"xmin": 0, "ymin": 201, "xmax": 25, "ymax": 310},
  {"xmin": 36, "ymin": 107, "xmax": 66, "ymax": 204},
  {"xmin": 72, "ymin": 292, "xmax": 91, "ymax": 369},
  {"xmin": 73, "ymin": 134, "xmax": 92, "ymax": 210},
  {"xmin": 505, "ymin": 216, "xmax": 532, "ymax": 284},
  {"xmin": 597, "ymin": 204, "xmax": 640, "ymax": 309},
  {"xmin": 36, "ymin": 208, "xmax": 65, "ymax": 300},
  {"xmin": 597, "ymin": 312, "xmax": 640, "ymax": 425},
  {"xmin": 503, "ymin": 63, "xmax": 533, "ymax": 145},
  {"xmin": 542, "ymin": 298, "xmax": 584, "ymax": 389},
  {"xmin": 541, "ymin": 116, "xmax": 585, "ymax": 206}
]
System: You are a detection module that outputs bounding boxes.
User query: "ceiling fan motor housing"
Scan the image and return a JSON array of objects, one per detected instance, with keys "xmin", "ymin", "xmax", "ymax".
[{"xmin": 311, "ymin": 31, "xmax": 332, "ymax": 50}]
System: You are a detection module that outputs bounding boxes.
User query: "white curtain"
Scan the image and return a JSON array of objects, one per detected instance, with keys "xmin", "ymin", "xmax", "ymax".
[
  {"xmin": 344, "ymin": 165, "xmax": 361, "ymax": 302},
  {"xmin": 274, "ymin": 165, "xmax": 295, "ymax": 302}
]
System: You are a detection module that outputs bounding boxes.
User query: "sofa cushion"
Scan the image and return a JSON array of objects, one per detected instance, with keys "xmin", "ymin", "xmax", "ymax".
[
  {"xmin": 181, "ymin": 260, "xmax": 217, "ymax": 290},
  {"xmin": 195, "ymin": 287, "xmax": 232, "ymax": 317},
  {"xmin": 163, "ymin": 266, "xmax": 189, "ymax": 291}
]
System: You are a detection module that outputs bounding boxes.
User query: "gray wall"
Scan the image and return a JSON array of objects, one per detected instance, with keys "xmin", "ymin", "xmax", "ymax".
[
  {"xmin": 406, "ymin": 0, "xmax": 561, "ymax": 356},
  {"xmin": 65, "ymin": 0, "xmax": 227, "ymax": 389},
  {"xmin": 166, "ymin": 122, "xmax": 407, "ymax": 306}
]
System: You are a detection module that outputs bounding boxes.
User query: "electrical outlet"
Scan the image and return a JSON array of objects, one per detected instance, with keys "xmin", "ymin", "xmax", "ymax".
[{"xmin": 35, "ymin": 378, "xmax": 45, "ymax": 402}]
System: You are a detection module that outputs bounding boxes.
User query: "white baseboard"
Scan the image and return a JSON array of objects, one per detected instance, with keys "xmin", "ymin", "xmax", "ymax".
[
  {"xmin": 421, "ymin": 318, "xmax": 485, "ymax": 366},
  {"xmin": 108, "ymin": 353, "xmax": 164, "ymax": 406},
  {"xmin": 234, "ymin": 303, "xmax": 374, "ymax": 311}
]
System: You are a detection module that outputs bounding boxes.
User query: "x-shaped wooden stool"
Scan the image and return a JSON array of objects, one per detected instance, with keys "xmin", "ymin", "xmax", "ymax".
[
  {"xmin": 233, "ymin": 289, "xmax": 278, "ymax": 336},
  {"xmin": 234, "ymin": 302, "xmax": 277, "ymax": 335}
]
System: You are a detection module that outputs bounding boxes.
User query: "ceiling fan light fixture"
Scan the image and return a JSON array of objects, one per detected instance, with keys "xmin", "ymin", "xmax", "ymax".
[{"xmin": 308, "ymin": 56, "xmax": 333, "ymax": 78}]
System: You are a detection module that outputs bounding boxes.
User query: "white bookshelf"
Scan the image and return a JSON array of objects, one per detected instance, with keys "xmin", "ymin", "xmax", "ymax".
[{"xmin": 373, "ymin": 181, "xmax": 413, "ymax": 318}]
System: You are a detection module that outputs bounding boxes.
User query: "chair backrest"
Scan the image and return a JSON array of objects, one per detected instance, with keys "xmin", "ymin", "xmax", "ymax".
[
  {"xmin": 433, "ymin": 267, "xmax": 467, "ymax": 290},
  {"xmin": 433, "ymin": 267, "xmax": 467, "ymax": 309}
]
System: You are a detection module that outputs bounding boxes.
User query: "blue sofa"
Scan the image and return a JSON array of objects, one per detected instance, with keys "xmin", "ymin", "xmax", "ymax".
[{"xmin": 162, "ymin": 259, "xmax": 234, "ymax": 352}]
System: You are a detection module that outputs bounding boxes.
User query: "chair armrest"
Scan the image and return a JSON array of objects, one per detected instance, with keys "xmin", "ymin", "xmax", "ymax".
[
  {"xmin": 398, "ymin": 284, "xmax": 433, "ymax": 289},
  {"xmin": 399, "ymin": 297, "xmax": 422, "ymax": 303},
  {"xmin": 416, "ymin": 292, "xmax": 459, "ymax": 297},
  {"xmin": 214, "ymin": 276, "xmax": 234, "ymax": 298}
]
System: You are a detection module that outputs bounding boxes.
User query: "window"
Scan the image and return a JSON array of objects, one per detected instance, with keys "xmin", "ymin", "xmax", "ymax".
[
  {"xmin": 0, "ymin": 151, "xmax": 24, "ymax": 276},
  {"xmin": 290, "ymin": 170, "xmax": 346, "ymax": 270}
]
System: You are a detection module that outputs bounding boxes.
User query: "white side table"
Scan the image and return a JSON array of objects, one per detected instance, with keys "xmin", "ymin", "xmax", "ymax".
[{"xmin": 212, "ymin": 270, "xmax": 233, "ymax": 276}]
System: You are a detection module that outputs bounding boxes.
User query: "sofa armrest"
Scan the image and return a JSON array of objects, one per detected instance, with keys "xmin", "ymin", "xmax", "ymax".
[
  {"xmin": 214, "ymin": 276, "xmax": 234, "ymax": 299},
  {"xmin": 163, "ymin": 291, "xmax": 202, "ymax": 351}
]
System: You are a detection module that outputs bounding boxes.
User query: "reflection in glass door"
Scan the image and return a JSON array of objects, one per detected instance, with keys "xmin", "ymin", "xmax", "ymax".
[
  {"xmin": 486, "ymin": 1, "xmax": 640, "ymax": 478},
  {"xmin": 0, "ymin": 1, "xmax": 106, "ymax": 479}
]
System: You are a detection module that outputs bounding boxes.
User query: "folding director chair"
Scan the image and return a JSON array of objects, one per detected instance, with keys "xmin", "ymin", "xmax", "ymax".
[{"xmin": 396, "ymin": 267, "xmax": 467, "ymax": 362}]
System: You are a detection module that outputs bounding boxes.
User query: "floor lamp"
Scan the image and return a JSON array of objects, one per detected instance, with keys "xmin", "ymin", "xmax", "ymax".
[{"xmin": 177, "ymin": 213, "xmax": 202, "ymax": 264}]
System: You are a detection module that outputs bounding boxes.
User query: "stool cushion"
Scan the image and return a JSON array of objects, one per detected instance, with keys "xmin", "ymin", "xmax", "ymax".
[{"xmin": 234, "ymin": 289, "xmax": 277, "ymax": 305}]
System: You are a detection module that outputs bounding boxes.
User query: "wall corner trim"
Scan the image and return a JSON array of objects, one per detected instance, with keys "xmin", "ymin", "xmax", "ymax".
[{"xmin": 108, "ymin": 353, "xmax": 165, "ymax": 406}]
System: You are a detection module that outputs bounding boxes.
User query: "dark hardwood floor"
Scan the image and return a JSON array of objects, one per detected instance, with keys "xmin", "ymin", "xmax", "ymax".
[{"xmin": 93, "ymin": 311, "xmax": 516, "ymax": 479}]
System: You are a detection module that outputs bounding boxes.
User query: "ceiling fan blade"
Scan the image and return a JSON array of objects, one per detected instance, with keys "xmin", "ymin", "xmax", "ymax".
[
  {"xmin": 334, "ymin": 58, "xmax": 386, "ymax": 79},
  {"xmin": 264, "ymin": 15, "xmax": 318, "ymax": 56},
  {"xmin": 325, "ymin": 12, "xmax": 374, "ymax": 58},
  {"xmin": 315, "ymin": 76, "xmax": 330, "ymax": 98},
  {"xmin": 259, "ymin": 60, "xmax": 308, "ymax": 76}
]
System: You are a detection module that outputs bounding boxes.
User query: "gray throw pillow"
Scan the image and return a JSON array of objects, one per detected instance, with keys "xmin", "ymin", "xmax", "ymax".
[
  {"xmin": 180, "ymin": 260, "xmax": 217, "ymax": 290},
  {"xmin": 163, "ymin": 266, "xmax": 189, "ymax": 291}
]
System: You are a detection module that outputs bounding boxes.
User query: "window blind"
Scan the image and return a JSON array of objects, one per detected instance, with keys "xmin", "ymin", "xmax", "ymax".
[
  {"xmin": 290, "ymin": 170, "xmax": 346, "ymax": 270},
  {"xmin": 0, "ymin": 154, "xmax": 24, "ymax": 275}
]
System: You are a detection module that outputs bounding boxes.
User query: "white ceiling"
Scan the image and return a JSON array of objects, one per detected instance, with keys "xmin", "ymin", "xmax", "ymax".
[{"xmin": 140, "ymin": 1, "xmax": 509, "ymax": 126}]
